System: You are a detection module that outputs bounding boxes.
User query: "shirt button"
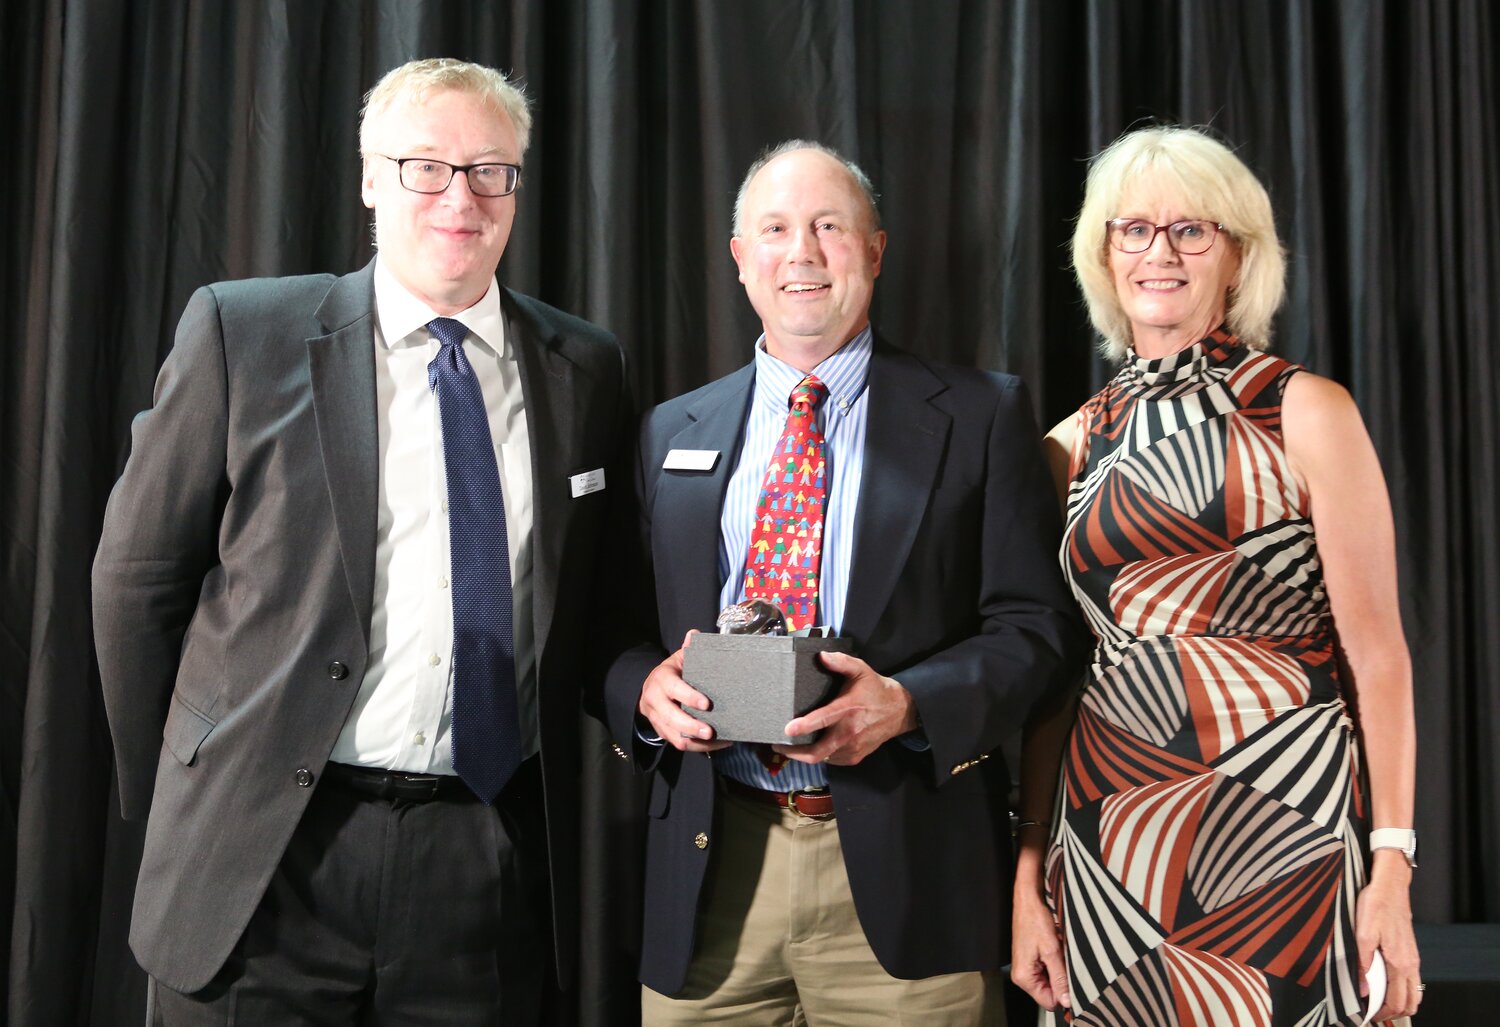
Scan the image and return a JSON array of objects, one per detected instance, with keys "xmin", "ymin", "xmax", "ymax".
[
  {"xmin": 428, "ymin": 653, "xmax": 441, "ymax": 667},
  {"xmin": 442, "ymin": 500, "xmax": 449, "ymax": 514},
  {"xmin": 837, "ymin": 397, "xmax": 850, "ymax": 411},
  {"xmin": 327, "ymin": 661, "xmax": 348, "ymax": 680},
  {"xmin": 413, "ymin": 732, "xmax": 426, "ymax": 746},
  {"xmin": 294, "ymin": 768, "xmax": 314, "ymax": 787},
  {"xmin": 439, "ymin": 577, "xmax": 449, "ymax": 589},
  {"xmin": 694, "ymin": 832, "xmax": 709, "ymax": 850}
]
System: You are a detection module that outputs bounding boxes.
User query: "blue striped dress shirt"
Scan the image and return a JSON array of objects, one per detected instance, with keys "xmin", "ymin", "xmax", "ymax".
[{"xmin": 712, "ymin": 328, "xmax": 873, "ymax": 792}]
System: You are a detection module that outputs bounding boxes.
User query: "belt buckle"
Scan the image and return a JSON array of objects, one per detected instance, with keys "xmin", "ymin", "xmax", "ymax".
[
  {"xmin": 391, "ymin": 772, "xmax": 444, "ymax": 802},
  {"xmin": 786, "ymin": 788, "xmax": 832, "ymax": 821}
]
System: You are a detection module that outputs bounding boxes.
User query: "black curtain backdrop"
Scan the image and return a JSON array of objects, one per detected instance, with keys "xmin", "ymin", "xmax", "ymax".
[{"xmin": 3, "ymin": 1, "xmax": 1497, "ymax": 1024}]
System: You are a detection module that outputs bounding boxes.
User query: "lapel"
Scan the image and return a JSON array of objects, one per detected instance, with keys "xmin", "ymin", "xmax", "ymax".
[
  {"xmin": 840, "ymin": 340, "xmax": 951, "ymax": 645},
  {"xmin": 307, "ymin": 261, "xmax": 379, "ymax": 644},
  {"xmin": 503, "ymin": 289, "xmax": 581, "ymax": 664},
  {"xmin": 655, "ymin": 363, "xmax": 756, "ymax": 639}
]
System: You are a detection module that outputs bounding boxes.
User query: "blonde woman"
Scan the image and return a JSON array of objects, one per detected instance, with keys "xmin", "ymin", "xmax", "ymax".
[{"xmin": 1011, "ymin": 126, "xmax": 1421, "ymax": 1026}]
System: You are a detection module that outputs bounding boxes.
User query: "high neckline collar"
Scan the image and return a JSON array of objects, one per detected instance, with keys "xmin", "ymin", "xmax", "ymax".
[{"xmin": 1123, "ymin": 325, "xmax": 1240, "ymax": 389}]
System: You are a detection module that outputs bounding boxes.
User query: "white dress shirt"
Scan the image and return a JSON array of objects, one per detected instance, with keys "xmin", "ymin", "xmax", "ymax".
[{"xmin": 329, "ymin": 259, "xmax": 537, "ymax": 772}]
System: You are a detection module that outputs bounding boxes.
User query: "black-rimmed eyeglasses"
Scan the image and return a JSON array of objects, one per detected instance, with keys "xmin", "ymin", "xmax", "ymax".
[
  {"xmin": 1106, "ymin": 218, "xmax": 1225, "ymax": 255},
  {"xmin": 379, "ymin": 155, "xmax": 521, "ymax": 197}
]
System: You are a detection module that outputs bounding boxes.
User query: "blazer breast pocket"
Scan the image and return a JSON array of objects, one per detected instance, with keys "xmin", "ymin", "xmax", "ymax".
[{"xmin": 162, "ymin": 692, "xmax": 218, "ymax": 767}]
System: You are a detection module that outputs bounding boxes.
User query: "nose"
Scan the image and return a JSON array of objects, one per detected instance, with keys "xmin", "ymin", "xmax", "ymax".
[
  {"xmin": 786, "ymin": 225, "xmax": 820, "ymax": 263},
  {"xmin": 1144, "ymin": 226, "xmax": 1180, "ymax": 262},
  {"xmin": 438, "ymin": 169, "xmax": 478, "ymax": 207}
]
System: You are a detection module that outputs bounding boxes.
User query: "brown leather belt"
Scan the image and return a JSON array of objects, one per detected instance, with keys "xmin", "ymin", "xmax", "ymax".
[
  {"xmin": 721, "ymin": 775, "xmax": 835, "ymax": 819},
  {"xmin": 322, "ymin": 762, "xmax": 478, "ymax": 803}
]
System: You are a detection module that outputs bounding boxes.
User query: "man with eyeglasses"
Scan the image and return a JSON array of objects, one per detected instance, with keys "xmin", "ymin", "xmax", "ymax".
[{"xmin": 93, "ymin": 57, "xmax": 626, "ymax": 1024}]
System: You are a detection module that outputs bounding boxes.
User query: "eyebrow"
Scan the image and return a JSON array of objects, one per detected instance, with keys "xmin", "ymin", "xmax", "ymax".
[
  {"xmin": 756, "ymin": 207, "xmax": 853, "ymax": 223},
  {"xmin": 400, "ymin": 142, "xmax": 509, "ymax": 159}
]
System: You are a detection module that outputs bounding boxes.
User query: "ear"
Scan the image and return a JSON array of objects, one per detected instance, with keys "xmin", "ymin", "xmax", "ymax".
[
  {"xmin": 729, "ymin": 235, "xmax": 748, "ymax": 284},
  {"xmin": 360, "ymin": 157, "xmax": 379, "ymax": 210},
  {"xmin": 868, "ymin": 230, "xmax": 888, "ymax": 279}
]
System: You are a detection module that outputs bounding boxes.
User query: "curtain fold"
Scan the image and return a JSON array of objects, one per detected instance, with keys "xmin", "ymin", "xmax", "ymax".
[{"xmin": 4, "ymin": 1, "xmax": 1496, "ymax": 1023}]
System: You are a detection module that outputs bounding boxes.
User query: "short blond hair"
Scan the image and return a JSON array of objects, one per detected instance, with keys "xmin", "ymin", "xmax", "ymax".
[
  {"xmin": 1072, "ymin": 126, "xmax": 1286, "ymax": 360},
  {"xmin": 359, "ymin": 58, "xmax": 532, "ymax": 158}
]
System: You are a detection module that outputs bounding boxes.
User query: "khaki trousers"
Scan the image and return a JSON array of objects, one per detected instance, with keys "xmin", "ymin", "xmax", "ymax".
[{"xmin": 641, "ymin": 785, "xmax": 1003, "ymax": 1026}]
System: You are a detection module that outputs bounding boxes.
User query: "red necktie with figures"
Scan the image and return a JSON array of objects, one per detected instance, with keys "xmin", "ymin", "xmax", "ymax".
[{"xmin": 742, "ymin": 374, "xmax": 829, "ymax": 774}]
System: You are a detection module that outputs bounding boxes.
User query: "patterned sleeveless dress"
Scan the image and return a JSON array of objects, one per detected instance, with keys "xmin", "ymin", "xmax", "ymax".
[{"xmin": 1045, "ymin": 330, "xmax": 1380, "ymax": 1027}]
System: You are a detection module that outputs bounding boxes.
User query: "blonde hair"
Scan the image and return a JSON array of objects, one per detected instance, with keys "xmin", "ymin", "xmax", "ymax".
[
  {"xmin": 359, "ymin": 58, "xmax": 533, "ymax": 158},
  {"xmin": 1072, "ymin": 126, "xmax": 1286, "ymax": 359}
]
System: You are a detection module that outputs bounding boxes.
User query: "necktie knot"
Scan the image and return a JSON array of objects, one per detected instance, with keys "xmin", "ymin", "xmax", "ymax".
[
  {"xmin": 427, "ymin": 318, "xmax": 473, "ymax": 391},
  {"xmin": 789, "ymin": 375, "xmax": 829, "ymax": 418},
  {"xmin": 428, "ymin": 317, "xmax": 468, "ymax": 349}
]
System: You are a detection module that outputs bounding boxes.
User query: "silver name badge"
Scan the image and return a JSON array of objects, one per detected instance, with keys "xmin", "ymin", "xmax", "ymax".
[{"xmin": 569, "ymin": 468, "xmax": 606, "ymax": 498}]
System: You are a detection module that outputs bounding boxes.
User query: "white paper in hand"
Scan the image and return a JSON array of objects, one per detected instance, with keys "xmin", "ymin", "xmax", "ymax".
[{"xmin": 1360, "ymin": 949, "xmax": 1387, "ymax": 1026}]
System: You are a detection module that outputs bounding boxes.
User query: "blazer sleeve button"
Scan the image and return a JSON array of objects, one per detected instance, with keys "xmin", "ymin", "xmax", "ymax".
[
  {"xmin": 295, "ymin": 768, "xmax": 314, "ymax": 787},
  {"xmin": 328, "ymin": 661, "xmax": 349, "ymax": 680},
  {"xmin": 694, "ymin": 832, "xmax": 709, "ymax": 850}
]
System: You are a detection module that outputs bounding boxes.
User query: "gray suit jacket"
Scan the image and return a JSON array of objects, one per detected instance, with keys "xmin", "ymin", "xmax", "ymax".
[{"xmin": 92, "ymin": 260, "xmax": 627, "ymax": 993}]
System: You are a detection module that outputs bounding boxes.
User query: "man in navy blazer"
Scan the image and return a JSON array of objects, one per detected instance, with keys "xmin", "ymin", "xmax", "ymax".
[
  {"xmin": 93, "ymin": 59, "xmax": 626, "ymax": 1023},
  {"xmin": 603, "ymin": 141, "xmax": 1084, "ymax": 1023}
]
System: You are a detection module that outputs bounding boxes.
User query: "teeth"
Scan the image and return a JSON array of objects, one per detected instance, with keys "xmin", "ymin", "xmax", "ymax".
[
  {"xmin": 783, "ymin": 283, "xmax": 825, "ymax": 292},
  {"xmin": 1140, "ymin": 281, "xmax": 1183, "ymax": 290}
]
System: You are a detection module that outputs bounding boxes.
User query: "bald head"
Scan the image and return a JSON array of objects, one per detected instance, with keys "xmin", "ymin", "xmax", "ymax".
[{"xmin": 733, "ymin": 140, "xmax": 880, "ymax": 238}]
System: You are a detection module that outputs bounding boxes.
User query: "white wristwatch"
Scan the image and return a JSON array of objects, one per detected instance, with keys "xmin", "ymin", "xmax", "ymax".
[{"xmin": 1369, "ymin": 828, "xmax": 1418, "ymax": 868}]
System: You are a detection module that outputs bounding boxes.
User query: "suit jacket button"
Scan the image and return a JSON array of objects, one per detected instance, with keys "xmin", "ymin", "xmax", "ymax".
[
  {"xmin": 328, "ymin": 661, "xmax": 348, "ymax": 680},
  {"xmin": 295, "ymin": 768, "xmax": 314, "ymax": 787},
  {"xmin": 694, "ymin": 832, "xmax": 709, "ymax": 850}
]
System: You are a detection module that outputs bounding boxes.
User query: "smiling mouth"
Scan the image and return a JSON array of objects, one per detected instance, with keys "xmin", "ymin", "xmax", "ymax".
[
  {"xmin": 782, "ymin": 283, "xmax": 829, "ymax": 294},
  {"xmin": 1138, "ymin": 280, "xmax": 1185, "ymax": 291}
]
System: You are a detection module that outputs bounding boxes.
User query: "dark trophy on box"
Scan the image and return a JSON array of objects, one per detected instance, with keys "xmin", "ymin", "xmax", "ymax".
[{"xmin": 682, "ymin": 599, "xmax": 852, "ymax": 745}]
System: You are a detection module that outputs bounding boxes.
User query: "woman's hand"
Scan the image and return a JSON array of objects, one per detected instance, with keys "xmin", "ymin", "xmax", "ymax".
[
  {"xmin": 1011, "ymin": 889, "xmax": 1071, "ymax": 1012},
  {"xmin": 1355, "ymin": 856, "xmax": 1422, "ymax": 1022}
]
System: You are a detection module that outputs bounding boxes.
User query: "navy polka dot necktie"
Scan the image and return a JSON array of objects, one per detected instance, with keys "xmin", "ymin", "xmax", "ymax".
[{"xmin": 427, "ymin": 316, "xmax": 521, "ymax": 804}]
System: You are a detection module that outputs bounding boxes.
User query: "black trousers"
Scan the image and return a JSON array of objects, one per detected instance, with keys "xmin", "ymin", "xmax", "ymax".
[{"xmin": 148, "ymin": 759, "xmax": 549, "ymax": 1026}]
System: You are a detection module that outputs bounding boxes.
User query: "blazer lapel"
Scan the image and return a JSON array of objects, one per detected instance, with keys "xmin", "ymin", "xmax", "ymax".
[
  {"xmin": 654, "ymin": 363, "xmax": 756, "ymax": 639},
  {"xmin": 504, "ymin": 290, "xmax": 579, "ymax": 663},
  {"xmin": 307, "ymin": 262, "xmax": 379, "ymax": 644},
  {"xmin": 841, "ymin": 343, "xmax": 951, "ymax": 645}
]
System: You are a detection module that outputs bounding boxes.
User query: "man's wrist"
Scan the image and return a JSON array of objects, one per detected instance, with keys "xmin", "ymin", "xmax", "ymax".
[{"xmin": 633, "ymin": 714, "xmax": 665, "ymax": 747}]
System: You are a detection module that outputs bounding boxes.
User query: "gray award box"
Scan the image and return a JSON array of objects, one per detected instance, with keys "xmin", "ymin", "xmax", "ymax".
[{"xmin": 682, "ymin": 633, "xmax": 853, "ymax": 744}]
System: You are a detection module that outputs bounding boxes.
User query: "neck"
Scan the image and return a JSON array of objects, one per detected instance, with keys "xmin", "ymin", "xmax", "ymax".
[
  {"xmin": 764, "ymin": 323, "xmax": 867, "ymax": 373},
  {"xmin": 1130, "ymin": 312, "xmax": 1225, "ymax": 360}
]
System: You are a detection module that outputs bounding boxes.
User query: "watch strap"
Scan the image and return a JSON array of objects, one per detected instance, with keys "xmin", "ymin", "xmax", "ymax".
[{"xmin": 1369, "ymin": 827, "xmax": 1418, "ymax": 867}]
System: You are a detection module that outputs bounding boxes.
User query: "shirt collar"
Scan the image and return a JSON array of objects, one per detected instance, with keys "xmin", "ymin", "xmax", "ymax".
[
  {"xmin": 372, "ymin": 257, "xmax": 507, "ymax": 359},
  {"xmin": 751, "ymin": 326, "xmax": 873, "ymax": 418}
]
